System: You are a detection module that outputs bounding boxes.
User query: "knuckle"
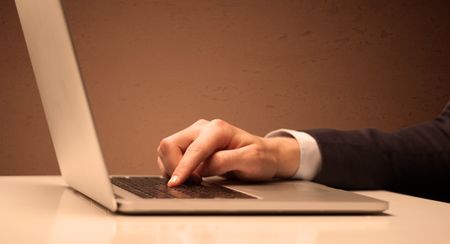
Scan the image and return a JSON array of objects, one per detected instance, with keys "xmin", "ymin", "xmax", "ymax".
[
  {"xmin": 211, "ymin": 152, "xmax": 225, "ymax": 167},
  {"xmin": 194, "ymin": 119, "xmax": 209, "ymax": 126},
  {"xmin": 158, "ymin": 138, "xmax": 173, "ymax": 156},
  {"xmin": 210, "ymin": 119, "xmax": 227, "ymax": 128},
  {"xmin": 210, "ymin": 120, "xmax": 232, "ymax": 136}
]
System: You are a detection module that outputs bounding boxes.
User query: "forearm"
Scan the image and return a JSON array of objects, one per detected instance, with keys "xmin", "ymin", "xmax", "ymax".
[{"xmin": 306, "ymin": 117, "xmax": 450, "ymax": 200}]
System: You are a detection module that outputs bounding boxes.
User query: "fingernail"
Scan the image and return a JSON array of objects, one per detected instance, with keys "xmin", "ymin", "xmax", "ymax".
[{"xmin": 168, "ymin": 175, "xmax": 178, "ymax": 186}]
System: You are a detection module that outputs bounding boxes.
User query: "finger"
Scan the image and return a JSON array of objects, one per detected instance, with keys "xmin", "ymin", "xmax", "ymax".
[
  {"xmin": 158, "ymin": 119, "xmax": 209, "ymax": 175},
  {"xmin": 163, "ymin": 119, "xmax": 209, "ymax": 151},
  {"xmin": 157, "ymin": 144, "xmax": 182, "ymax": 176},
  {"xmin": 157, "ymin": 156, "xmax": 170, "ymax": 178},
  {"xmin": 161, "ymin": 155, "xmax": 203, "ymax": 183},
  {"xmin": 200, "ymin": 148, "xmax": 246, "ymax": 177},
  {"xmin": 204, "ymin": 144, "xmax": 275, "ymax": 181},
  {"xmin": 168, "ymin": 119, "xmax": 233, "ymax": 186}
]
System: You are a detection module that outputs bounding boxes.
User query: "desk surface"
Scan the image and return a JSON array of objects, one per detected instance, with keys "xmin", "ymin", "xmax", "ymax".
[{"xmin": 1, "ymin": 176, "xmax": 449, "ymax": 244}]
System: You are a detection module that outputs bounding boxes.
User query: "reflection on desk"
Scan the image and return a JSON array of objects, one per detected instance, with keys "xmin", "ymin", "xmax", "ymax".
[{"xmin": 0, "ymin": 176, "xmax": 449, "ymax": 244}]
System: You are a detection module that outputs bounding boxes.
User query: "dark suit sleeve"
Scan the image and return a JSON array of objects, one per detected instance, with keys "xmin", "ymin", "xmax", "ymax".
[{"xmin": 305, "ymin": 102, "xmax": 450, "ymax": 202}]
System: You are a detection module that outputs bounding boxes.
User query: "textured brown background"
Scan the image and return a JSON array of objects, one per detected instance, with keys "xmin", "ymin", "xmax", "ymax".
[{"xmin": 1, "ymin": 0, "xmax": 449, "ymax": 175}]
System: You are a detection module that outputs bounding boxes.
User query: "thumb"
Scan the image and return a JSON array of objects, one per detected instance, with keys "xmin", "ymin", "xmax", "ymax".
[{"xmin": 200, "ymin": 147, "xmax": 248, "ymax": 177}]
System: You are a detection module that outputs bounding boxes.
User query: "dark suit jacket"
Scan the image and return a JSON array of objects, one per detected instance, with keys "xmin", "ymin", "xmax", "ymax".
[{"xmin": 306, "ymin": 101, "xmax": 450, "ymax": 202}]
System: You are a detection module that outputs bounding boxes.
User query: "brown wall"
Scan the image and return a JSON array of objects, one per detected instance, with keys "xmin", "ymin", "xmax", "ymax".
[{"xmin": 1, "ymin": 0, "xmax": 449, "ymax": 175}]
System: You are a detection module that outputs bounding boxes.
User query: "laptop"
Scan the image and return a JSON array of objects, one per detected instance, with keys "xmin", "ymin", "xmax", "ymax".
[{"xmin": 15, "ymin": 0, "xmax": 388, "ymax": 214}]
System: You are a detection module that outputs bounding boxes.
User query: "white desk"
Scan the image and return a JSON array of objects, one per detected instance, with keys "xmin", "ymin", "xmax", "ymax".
[{"xmin": 0, "ymin": 176, "xmax": 449, "ymax": 244}]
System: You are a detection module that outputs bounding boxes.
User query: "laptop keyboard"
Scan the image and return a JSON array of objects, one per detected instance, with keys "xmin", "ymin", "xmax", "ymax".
[{"xmin": 111, "ymin": 176, "xmax": 255, "ymax": 199}]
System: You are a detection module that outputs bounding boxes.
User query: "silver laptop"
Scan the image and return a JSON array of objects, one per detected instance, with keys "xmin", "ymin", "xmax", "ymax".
[{"xmin": 16, "ymin": 0, "xmax": 388, "ymax": 214}]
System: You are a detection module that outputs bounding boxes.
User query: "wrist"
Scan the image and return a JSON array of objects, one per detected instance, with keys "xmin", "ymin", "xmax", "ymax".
[{"xmin": 264, "ymin": 137, "xmax": 300, "ymax": 179}]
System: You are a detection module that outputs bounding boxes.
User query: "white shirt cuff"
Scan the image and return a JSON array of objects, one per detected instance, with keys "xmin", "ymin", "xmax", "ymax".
[{"xmin": 265, "ymin": 129, "xmax": 322, "ymax": 181}]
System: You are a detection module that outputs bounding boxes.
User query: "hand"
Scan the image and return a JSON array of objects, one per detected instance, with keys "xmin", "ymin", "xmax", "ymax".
[{"xmin": 157, "ymin": 119, "xmax": 301, "ymax": 187}]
